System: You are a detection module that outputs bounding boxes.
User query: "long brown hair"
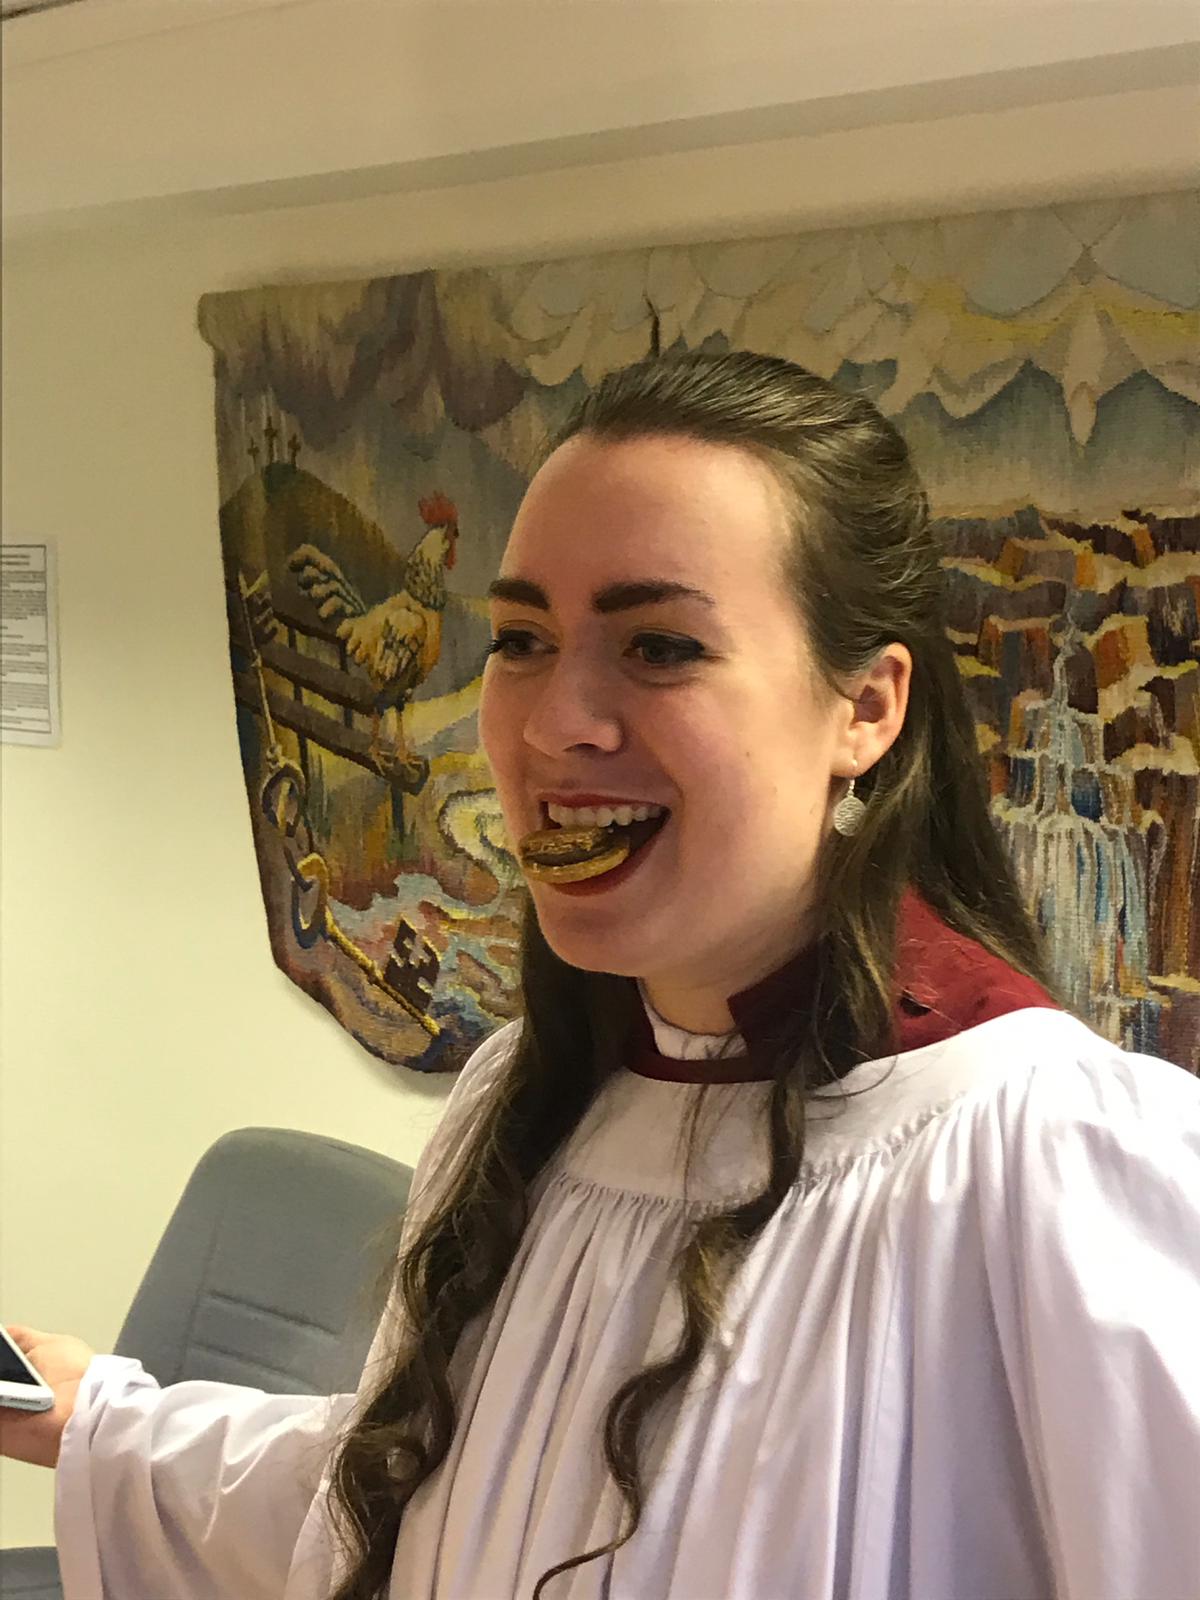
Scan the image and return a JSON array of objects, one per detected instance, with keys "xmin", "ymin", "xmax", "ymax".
[{"xmin": 327, "ymin": 349, "xmax": 1061, "ymax": 1597}]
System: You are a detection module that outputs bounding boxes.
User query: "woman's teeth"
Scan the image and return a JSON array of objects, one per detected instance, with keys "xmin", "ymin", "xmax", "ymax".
[{"xmin": 546, "ymin": 802, "xmax": 666, "ymax": 828}]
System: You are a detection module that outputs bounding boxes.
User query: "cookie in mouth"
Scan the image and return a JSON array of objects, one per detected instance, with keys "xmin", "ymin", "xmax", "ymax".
[{"xmin": 519, "ymin": 811, "xmax": 669, "ymax": 883}]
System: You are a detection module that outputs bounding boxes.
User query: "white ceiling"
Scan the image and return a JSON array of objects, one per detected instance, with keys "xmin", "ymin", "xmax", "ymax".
[{"xmin": 3, "ymin": 0, "xmax": 1198, "ymax": 233}]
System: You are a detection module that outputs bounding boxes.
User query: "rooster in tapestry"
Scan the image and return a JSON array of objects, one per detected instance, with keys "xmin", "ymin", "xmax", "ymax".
[{"xmin": 287, "ymin": 492, "xmax": 459, "ymax": 773}]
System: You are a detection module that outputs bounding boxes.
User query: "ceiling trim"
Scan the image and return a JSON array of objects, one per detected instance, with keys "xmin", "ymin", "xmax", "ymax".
[
  {"xmin": 2, "ymin": 0, "xmax": 89, "ymax": 21},
  {"xmin": 2, "ymin": 0, "xmax": 306, "ymax": 63},
  {"xmin": 4, "ymin": 80, "xmax": 1194, "ymax": 252}
]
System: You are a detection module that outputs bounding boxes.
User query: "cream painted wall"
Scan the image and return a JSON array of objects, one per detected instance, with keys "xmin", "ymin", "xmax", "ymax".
[{"xmin": 2, "ymin": 80, "xmax": 1197, "ymax": 1546}]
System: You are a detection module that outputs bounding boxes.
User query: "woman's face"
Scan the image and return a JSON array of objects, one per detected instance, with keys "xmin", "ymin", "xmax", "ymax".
[{"xmin": 479, "ymin": 431, "xmax": 858, "ymax": 1025}]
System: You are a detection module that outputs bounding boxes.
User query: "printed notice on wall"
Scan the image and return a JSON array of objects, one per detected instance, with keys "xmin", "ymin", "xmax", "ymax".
[{"xmin": 1, "ymin": 541, "xmax": 61, "ymax": 747}]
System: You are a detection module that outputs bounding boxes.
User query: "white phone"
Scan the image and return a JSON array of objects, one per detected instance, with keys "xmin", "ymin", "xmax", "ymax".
[{"xmin": 0, "ymin": 1326, "xmax": 54, "ymax": 1412}]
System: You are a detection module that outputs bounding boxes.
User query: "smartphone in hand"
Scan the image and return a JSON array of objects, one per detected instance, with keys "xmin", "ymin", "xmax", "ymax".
[{"xmin": 0, "ymin": 1325, "xmax": 54, "ymax": 1412}]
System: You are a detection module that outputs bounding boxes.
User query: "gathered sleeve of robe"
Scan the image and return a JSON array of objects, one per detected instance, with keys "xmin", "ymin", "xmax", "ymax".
[
  {"xmin": 52, "ymin": 1021, "xmax": 520, "ymax": 1600},
  {"xmin": 55, "ymin": 1369, "xmax": 348, "ymax": 1599}
]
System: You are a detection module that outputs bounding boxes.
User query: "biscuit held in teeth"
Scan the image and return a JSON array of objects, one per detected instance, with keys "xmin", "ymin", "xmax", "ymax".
[{"xmin": 519, "ymin": 824, "xmax": 631, "ymax": 883}]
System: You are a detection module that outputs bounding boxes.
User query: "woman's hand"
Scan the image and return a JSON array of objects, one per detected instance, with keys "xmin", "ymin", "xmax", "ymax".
[{"xmin": 0, "ymin": 1324, "xmax": 95, "ymax": 1468}]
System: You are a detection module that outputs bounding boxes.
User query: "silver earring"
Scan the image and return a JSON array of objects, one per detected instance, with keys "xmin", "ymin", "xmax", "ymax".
[{"xmin": 833, "ymin": 758, "xmax": 867, "ymax": 837}]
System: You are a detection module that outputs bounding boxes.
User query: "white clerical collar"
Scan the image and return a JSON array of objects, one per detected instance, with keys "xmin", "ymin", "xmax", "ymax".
[{"xmin": 636, "ymin": 979, "xmax": 748, "ymax": 1062}]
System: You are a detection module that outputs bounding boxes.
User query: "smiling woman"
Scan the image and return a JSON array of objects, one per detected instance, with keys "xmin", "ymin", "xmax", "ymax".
[
  {"xmin": 317, "ymin": 352, "xmax": 1200, "ymax": 1597},
  {"xmin": 20, "ymin": 352, "xmax": 1200, "ymax": 1600}
]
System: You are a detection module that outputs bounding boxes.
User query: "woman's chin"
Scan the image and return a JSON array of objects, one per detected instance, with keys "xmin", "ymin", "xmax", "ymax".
[{"xmin": 533, "ymin": 908, "xmax": 655, "ymax": 977}]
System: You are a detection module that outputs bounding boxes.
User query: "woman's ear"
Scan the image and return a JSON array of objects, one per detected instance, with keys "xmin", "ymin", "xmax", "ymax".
[{"xmin": 836, "ymin": 643, "xmax": 912, "ymax": 775}]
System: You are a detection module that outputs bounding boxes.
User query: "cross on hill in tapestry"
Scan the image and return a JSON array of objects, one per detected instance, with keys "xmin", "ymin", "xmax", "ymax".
[{"xmin": 199, "ymin": 189, "xmax": 1199, "ymax": 1073}]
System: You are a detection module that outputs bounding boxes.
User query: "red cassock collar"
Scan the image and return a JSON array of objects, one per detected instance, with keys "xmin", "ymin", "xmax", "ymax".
[{"xmin": 627, "ymin": 887, "xmax": 1060, "ymax": 1084}]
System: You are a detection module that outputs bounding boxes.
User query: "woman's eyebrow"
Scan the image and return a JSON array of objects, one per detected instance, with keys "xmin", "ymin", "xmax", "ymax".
[
  {"xmin": 487, "ymin": 577, "xmax": 716, "ymax": 613},
  {"xmin": 594, "ymin": 580, "xmax": 716, "ymax": 613},
  {"xmin": 488, "ymin": 576, "xmax": 550, "ymax": 609}
]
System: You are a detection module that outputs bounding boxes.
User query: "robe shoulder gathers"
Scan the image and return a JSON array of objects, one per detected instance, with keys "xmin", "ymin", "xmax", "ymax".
[{"xmin": 54, "ymin": 1009, "xmax": 1200, "ymax": 1600}]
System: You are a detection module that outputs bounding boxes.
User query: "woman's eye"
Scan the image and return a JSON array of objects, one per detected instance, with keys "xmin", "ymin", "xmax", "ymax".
[
  {"xmin": 486, "ymin": 628, "xmax": 548, "ymax": 661},
  {"xmin": 486, "ymin": 629, "xmax": 704, "ymax": 670},
  {"xmin": 629, "ymin": 633, "xmax": 705, "ymax": 668}
]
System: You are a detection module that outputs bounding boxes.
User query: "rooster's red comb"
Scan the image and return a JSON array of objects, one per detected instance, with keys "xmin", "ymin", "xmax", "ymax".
[{"xmin": 418, "ymin": 491, "xmax": 458, "ymax": 529}]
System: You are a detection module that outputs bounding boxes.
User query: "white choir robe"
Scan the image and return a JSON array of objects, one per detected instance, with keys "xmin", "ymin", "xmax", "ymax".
[{"xmin": 54, "ymin": 1008, "xmax": 1200, "ymax": 1599}]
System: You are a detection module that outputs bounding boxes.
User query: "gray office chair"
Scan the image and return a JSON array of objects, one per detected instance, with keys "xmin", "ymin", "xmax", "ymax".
[{"xmin": 1, "ymin": 1127, "xmax": 413, "ymax": 1599}]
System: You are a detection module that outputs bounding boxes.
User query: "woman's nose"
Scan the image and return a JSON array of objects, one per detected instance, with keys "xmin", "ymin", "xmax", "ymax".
[{"xmin": 521, "ymin": 661, "xmax": 623, "ymax": 757}]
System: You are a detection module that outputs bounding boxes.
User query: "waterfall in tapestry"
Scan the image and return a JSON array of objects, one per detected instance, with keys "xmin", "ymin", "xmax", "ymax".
[{"xmin": 198, "ymin": 190, "xmax": 1199, "ymax": 1072}]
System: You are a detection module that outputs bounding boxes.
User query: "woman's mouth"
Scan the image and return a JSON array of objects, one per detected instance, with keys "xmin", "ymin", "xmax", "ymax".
[{"xmin": 519, "ymin": 801, "xmax": 670, "ymax": 889}]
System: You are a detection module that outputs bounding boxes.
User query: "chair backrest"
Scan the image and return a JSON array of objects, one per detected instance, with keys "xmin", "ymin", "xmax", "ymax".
[{"xmin": 114, "ymin": 1127, "xmax": 413, "ymax": 1395}]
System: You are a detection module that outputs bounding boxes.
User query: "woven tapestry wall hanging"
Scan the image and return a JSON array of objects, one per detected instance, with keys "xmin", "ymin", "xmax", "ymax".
[{"xmin": 199, "ymin": 188, "xmax": 1199, "ymax": 1073}]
